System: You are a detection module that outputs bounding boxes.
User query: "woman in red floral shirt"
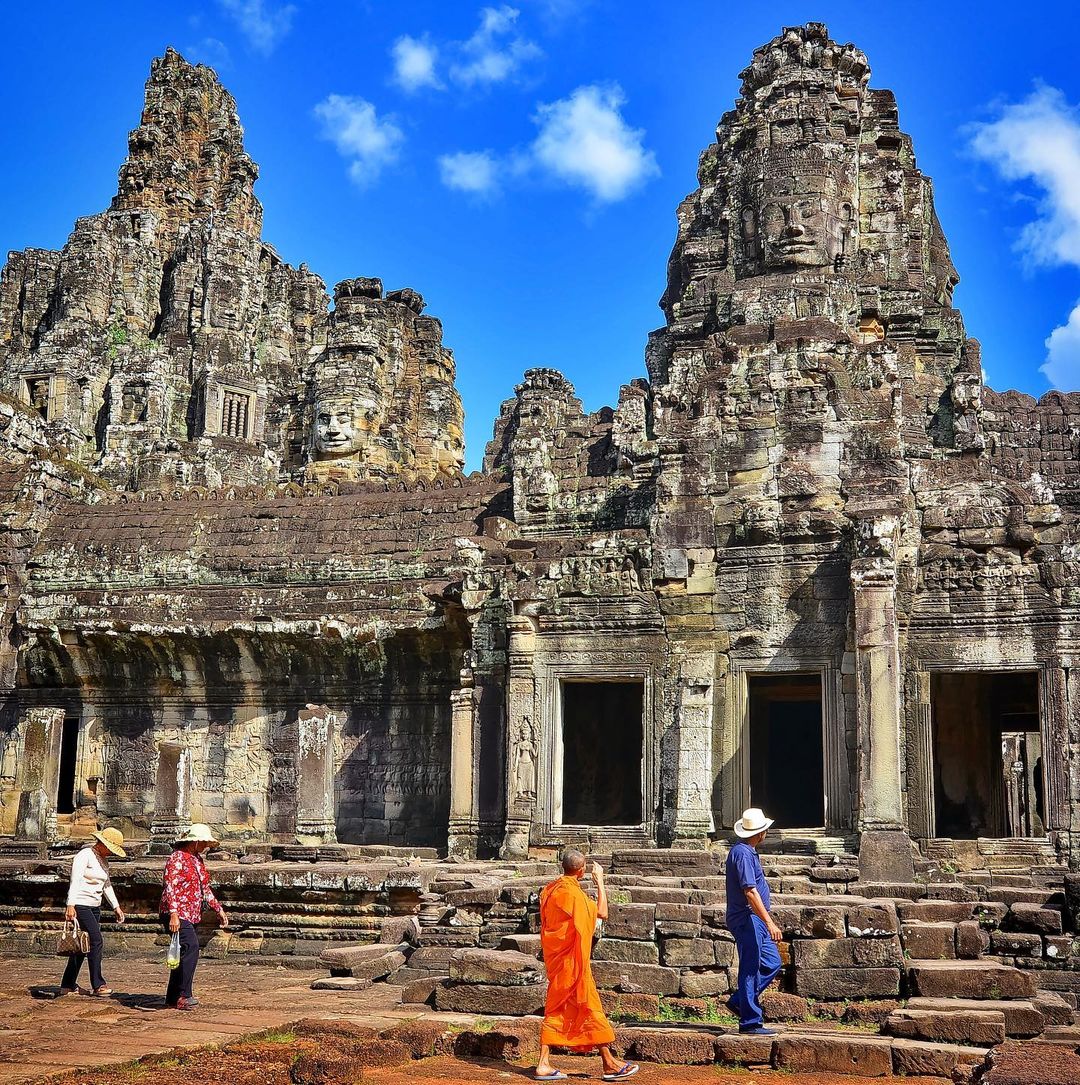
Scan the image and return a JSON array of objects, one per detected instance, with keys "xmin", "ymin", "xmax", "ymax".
[{"xmin": 160, "ymin": 824, "xmax": 229, "ymax": 1010}]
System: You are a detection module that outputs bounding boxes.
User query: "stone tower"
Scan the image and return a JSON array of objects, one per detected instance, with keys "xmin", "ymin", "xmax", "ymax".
[{"xmin": 0, "ymin": 48, "xmax": 464, "ymax": 490}]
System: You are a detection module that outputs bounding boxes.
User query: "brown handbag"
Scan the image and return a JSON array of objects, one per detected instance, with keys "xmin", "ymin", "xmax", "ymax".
[{"xmin": 56, "ymin": 917, "xmax": 90, "ymax": 956}]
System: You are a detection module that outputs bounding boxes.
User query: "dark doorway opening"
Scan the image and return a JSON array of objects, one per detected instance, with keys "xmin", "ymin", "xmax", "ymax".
[
  {"xmin": 932, "ymin": 671, "xmax": 1043, "ymax": 838},
  {"xmin": 561, "ymin": 681, "xmax": 644, "ymax": 826},
  {"xmin": 56, "ymin": 717, "xmax": 79, "ymax": 815},
  {"xmin": 749, "ymin": 674, "xmax": 824, "ymax": 828}
]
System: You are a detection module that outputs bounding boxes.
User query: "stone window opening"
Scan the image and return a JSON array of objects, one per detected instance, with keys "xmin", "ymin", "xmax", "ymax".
[
  {"xmin": 931, "ymin": 671, "xmax": 1044, "ymax": 839},
  {"xmin": 558, "ymin": 679, "xmax": 644, "ymax": 826},
  {"xmin": 55, "ymin": 717, "xmax": 80, "ymax": 816},
  {"xmin": 26, "ymin": 377, "xmax": 50, "ymax": 420},
  {"xmin": 748, "ymin": 673, "xmax": 825, "ymax": 830},
  {"xmin": 221, "ymin": 388, "xmax": 252, "ymax": 439}
]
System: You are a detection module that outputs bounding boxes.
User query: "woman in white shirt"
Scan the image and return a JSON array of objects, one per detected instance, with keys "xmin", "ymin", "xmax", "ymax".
[{"xmin": 60, "ymin": 827, "xmax": 126, "ymax": 996}]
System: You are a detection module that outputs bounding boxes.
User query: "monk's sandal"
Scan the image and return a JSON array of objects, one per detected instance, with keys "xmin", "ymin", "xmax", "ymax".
[{"xmin": 602, "ymin": 1064, "xmax": 640, "ymax": 1081}]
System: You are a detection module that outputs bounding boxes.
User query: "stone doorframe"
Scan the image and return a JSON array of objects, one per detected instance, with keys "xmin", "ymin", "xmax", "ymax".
[
  {"xmin": 723, "ymin": 654, "xmax": 849, "ymax": 834},
  {"xmin": 906, "ymin": 661, "xmax": 1065, "ymax": 841},
  {"xmin": 535, "ymin": 659, "xmax": 657, "ymax": 846}
]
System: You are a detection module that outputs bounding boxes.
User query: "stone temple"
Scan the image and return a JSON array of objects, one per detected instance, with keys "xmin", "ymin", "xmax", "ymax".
[{"xmin": 2, "ymin": 24, "xmax": 1079, "ymax": 882}]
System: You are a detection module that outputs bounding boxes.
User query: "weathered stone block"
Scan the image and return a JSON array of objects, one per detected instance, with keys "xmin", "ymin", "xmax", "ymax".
[
  {"xmin": 435, "ymin": 980, "xmax": 548, "ymax": 1015},
  {"xmin": 847, "ymin": 902, "xmax": 899, "ymax": 937},
  {"xmin": 885, "ymin": 1007, "xmax": 1006, "ymax": 1046},
  {"xmin": 1009, "ymin": 903, "xmax": 1063, "ymax": 934},
  {"xmin": 594, "ymin": 938, "xmax": 661, "ymax": 965},
  {"xmin": 891, "ymin": 1038, "xmax": 987, "ymax": 1078},
  {"xmin": 319, "ymin": 943, "xmax": 406, "ymax": 980},
  {"xmin": 620, "ymin": 1027, "xmax": 717, "ymax": 1065},
  {"xmin": 679, "ymin": 969, "xmax": 730, "ymax": 997},
  {"xmin": 600, "ymin": 990, "xmax": 661, "ymax": 1020},
  {"xmin": 591, "ymin": 961, "xmax": 680, "ymax": 995},
  {"xmin": 773, "ymin": 1034, "xmax": 893, "ymax": 1077},
  {"xmin": 448, "ymin": 948, "xmax": 545, "ymax": 986},
  {"xmin": 901, "ymin": 921, "xmax": 956, "ymax": 959},
  {"xmin": 990, "ymin": 930, "xmax": 1043, "ymax": 957},
  {"xmin": 605, "ymin": 903, "xmax": 657, "ymax": 940},
  {"xmin": 714, "ymin": 1032, "xmax": 773, "ymax": 1066},
  {"xmin": 906, "ymin": 960, "xmax": 1036, "ymax": 1000},
  {"xmin": 660, "ymin": 936, "xmax": 715, "ymax": 967},
  {"xmin": 956, "ymin": 920, "xmax": 991, "ymax": 959},
  {"xmin": 794, "ymin": 966, "xmax": 900, "ymax": 1000}
]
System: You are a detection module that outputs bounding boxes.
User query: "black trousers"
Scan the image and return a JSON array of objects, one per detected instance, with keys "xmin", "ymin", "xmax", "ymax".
[
  {"xmin": 161, "ymin": 916, "xmax": 199, "ymax": 1004},
  {"xmin": 60, "ymin": 905, "xmax": 104, "ymax": 991}
]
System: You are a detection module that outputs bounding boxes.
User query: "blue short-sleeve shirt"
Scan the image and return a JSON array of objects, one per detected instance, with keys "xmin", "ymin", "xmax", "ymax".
[{"xmin": 725, "ymin": 841, "xmax": 769, "ymax": 927}]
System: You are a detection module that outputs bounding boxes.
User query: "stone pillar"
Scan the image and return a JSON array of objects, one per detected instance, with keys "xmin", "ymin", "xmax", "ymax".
[
  {"xmin": 501, "ymin": 614, "xmax": 538, "ymax": 860},
  {"xmin": 669, "ymin": 652, "xmax": 715, "ymax": 845},
  {"xmin": 905, "ymin": 669, "xmax": 935, "ymax": 840},
  {"xmin": 14, "ymin": 707, "xmax": 65, "ymax": 846},
  {"xmin": 851, "ymin": 511, "xmax": 915, "ymax": 882},
  {"xmin": 448, "ymin": 661, "xmax": 479, "ymax": 858},
  {"xmin": 295, "ymin": 705, "xmax": 339, "ymax": 843}
]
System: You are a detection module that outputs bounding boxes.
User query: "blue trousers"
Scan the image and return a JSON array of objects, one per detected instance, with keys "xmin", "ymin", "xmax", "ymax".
[{"xmin": 729, "ymin": 915, "xmax": 783, "ymax": 1030}]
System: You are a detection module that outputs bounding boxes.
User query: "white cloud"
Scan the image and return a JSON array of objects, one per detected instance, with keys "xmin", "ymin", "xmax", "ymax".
[
  {"xmin": 438, "ymin": 151, "xmax": 499, "ymax": 194},
  {"xmin": 970, "ymin": 86, "xmax": 1080, "ymax": 389},
  {"xmin": 970, "ymin": 85, "xmax": 1080, "ymax": 270},
  {"xmin": 391, "ymin": 35, "xmax": 442, "ymax": 92},
  {"xmin": 218, "ymin": 0, "xmax": 296, "ymax": 56},
  {"xmin": 1043, "ymin": 299, "xmax": 1080, "ymax": 386},
  {"xmin": 450, "ymin": 6, "xmax": 542, "ymax": 87},
  {"xmin": 530, "ymin": 83, "xmax": 658, "ymax": 202},
  {"xmin": 314, "ymin": 95, "xmax": 404, "ymax": 186}
]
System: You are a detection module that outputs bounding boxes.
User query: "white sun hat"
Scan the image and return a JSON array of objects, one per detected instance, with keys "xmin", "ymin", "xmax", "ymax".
[
  {"xmin": 734, "ymin": 808, "xmax": 774, "ymax": 838},
  {"xmin": 173, "ymin": 823, "xmax": 220, "ymax": 846}
]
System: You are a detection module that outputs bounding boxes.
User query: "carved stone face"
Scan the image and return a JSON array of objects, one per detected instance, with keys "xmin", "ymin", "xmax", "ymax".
[
  {"xmin": 756, "ymin": 194, "xmax": 851, "ymax": 270},
  {"xmin": 313, "ymin": 400, "xmax": 362, "ymax": 456}
]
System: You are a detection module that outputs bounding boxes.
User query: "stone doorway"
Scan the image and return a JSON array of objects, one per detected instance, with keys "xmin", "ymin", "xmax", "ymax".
[
  {"xmin": 748, "ymin": 674, "xmax": 825, "ymax": 829},
  {"xmin": 559, "ymin": 680, "xmax": 644, "ymax": 826},
  {"xmin": 931, "ymin": 671, "xmax": 1044, "ymax": 838},
  {"xmin": 55, "ymin": 717, "xmax": 79, "ymax": 816}
]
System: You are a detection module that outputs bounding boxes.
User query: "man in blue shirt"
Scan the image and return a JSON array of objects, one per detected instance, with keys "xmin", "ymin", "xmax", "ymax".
[{"xmin": 725, "ymin": 807, "xmax": 783, "ymax": 1034}]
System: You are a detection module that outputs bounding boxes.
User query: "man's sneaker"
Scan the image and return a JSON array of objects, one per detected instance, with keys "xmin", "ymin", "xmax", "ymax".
[
  {"xmin": 185, "ymin": 997, "xmax": 200, "ymax": 1007},
  {"xmin": 738, "ymin": 1026, "xmax": 777, "ymax": 1036},
  {"xmin": 173, "ymin": 997, "xmax": 195, "ymax": 1011}
]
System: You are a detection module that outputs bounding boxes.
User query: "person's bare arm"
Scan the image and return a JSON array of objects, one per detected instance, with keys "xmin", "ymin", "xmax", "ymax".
[
  {"xmin": 743, "ymin": 887, "xmax": 783, "ymax": 942},
  {"xmin": 591, "ymin": 862, "xmax": 609, "ymax": 920}
]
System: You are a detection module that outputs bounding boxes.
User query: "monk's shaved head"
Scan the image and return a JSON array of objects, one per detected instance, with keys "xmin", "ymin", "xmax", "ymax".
[{"xmin": 562, "ymin": 848, "xmax": 586, "ymax": 875}]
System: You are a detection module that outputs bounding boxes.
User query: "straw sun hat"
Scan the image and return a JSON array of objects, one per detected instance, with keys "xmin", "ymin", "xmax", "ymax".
[
  {"xmin": 91, "ymin": 827, "xmax": 127, "ymax": 858},
  {"xmin": 733, "ymin": 808, "xmax": 775, "ymax": 839},
  {"xmin": 172, "ymin": 823, "xmax": 220, "ymax": 846}
]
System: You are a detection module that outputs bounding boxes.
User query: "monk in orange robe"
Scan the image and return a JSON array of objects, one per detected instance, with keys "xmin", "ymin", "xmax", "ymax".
[{"xmin": 534, "ymin": 849, "xmax": 640, "ymax": 1081}]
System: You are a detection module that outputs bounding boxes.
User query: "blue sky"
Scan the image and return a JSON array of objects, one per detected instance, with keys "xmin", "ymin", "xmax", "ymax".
[{"xmin": 4, "ymin": 2, "xmax": 1080, "ymax": 469}]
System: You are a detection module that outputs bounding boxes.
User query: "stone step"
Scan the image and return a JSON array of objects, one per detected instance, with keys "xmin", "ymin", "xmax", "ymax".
[
  {"xmin": 906, "ymin": 959, "xmax": 1037, "ymax": 1000},
  {"xmin": 883, "ymin": 1007, "xmax": 1005, "ymax": 1046},
  {"xmin": 906, "ymin": 996, "xmax": 1045, "ymax": 1038}
]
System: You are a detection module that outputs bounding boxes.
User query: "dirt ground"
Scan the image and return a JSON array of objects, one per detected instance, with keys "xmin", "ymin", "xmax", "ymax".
[{"xmin": 0, "ymin": 955, "xmax": 923, "ymax": 1085}]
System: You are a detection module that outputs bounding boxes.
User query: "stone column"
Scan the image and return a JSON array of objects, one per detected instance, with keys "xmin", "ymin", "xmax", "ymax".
[
  {"xmin": 295, "ymin": 705, "xmax": 339, "ymax": 843},
  {"xmin": 448, "ymin": 661, "xmax": 479, "ymax": 858},
  {"xmin": 905, "ymin": 669, "xmax": 935, "ymax": 840},
  {"xmin": 501, "ymin": 614, "xmax": 538, "ymax": 860},
  {"xmin": 14, "ymin": 707, "xmax": 65, "ymax": 846},
  {"xmin": 669, "ymin": 652, "xmax": 715, "ymax": 845},
  {"xmin": 851, "ymin": 511, "xmax": 915, "ymax": 882}
]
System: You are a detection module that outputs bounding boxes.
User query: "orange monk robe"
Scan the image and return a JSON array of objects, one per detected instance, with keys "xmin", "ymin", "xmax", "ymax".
[{"xmin": 539, "ymin": 875, "xmax": 616, "ymax": 1049}]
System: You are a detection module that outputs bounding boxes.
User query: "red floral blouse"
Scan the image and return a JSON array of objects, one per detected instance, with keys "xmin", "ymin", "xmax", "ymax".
[{"xmin": 160, "ymin": 850, "xmax": 223, "ymax": 923}]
